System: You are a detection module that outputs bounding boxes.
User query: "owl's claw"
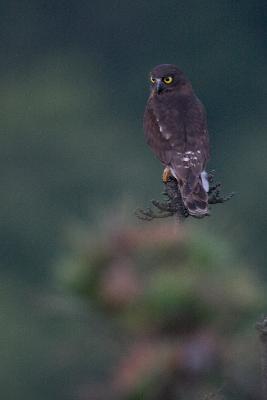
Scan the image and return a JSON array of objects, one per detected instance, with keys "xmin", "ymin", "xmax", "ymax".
[{"xmin": 162, "ymin": 167, "xmax": 172, "ymax": 183}]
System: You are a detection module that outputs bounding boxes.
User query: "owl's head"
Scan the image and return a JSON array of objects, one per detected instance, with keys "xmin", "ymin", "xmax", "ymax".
[{"xmin": 149, "ymin": 64, "xmax": 191, "ymax": 95}]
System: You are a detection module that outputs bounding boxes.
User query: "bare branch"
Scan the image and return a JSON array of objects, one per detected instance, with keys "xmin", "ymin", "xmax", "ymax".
[{"xmin": 135, "ymin": 172, "xmax": 234, "ymax": 221}]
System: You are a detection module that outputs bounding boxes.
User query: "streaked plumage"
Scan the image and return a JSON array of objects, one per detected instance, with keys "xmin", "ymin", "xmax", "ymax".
[{"xmin": 143, "ymin": 64, "xmax": 210, "ymax": 218}]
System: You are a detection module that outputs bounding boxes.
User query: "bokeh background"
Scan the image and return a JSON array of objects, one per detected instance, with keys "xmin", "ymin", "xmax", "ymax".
[{"xmin": 2, "ymin": 1, "xmax": 267, "ymax": 399}]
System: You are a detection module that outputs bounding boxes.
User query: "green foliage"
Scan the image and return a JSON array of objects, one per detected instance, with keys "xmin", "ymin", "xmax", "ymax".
[{"xmin": 55, "ymin": 221, "xmax": 266, "ymax": 399}]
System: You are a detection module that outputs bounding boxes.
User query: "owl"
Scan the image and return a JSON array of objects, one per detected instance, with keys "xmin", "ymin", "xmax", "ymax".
[{"xmin": 143, "ymin": 64, "xmax": 210, "ymax": 218}]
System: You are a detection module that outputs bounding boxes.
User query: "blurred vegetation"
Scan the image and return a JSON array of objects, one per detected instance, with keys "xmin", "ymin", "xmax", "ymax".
[
  {"xmin": 1, "ymin": 0, "xmax": 267, "ymax": 398},
  {"xmin": 53, "ymin": 220, "xmax": 266, "ymax": 399}
]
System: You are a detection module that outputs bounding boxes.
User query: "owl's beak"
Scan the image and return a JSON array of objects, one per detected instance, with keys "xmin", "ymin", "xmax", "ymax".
[{"xmin": 156, "ymin": 79, "xmax": 164, "ymax": 94}]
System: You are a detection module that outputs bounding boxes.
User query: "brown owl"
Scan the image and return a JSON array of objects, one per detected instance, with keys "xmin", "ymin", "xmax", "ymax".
[{"xmin": 143, "ymin": 64, "xmax": 210, "ymax": 218}]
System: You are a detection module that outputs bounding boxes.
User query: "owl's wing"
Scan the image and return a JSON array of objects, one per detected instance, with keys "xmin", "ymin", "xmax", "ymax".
[
  {"xmin": 144, "ymin": 95, "xmax": 209, "ymax": 177},
  {"xmin": 143, "ymin": 102, "xmax": 184, "ymax": 166},
  {"xmin": 183, "ymin": 96, "xmax": 209, "ymax": 163},
  {"xmin": 167, "ymin": 96, "xmax": 210, "ymax": 217}
]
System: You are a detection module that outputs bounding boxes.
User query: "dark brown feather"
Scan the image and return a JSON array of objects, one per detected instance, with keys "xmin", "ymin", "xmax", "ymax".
[{"xmin": 143, "ymin": 64, "xmax": 210, "ymax": 217}]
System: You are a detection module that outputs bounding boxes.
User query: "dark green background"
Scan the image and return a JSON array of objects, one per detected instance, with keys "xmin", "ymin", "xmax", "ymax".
[{"xmin": 1, "ymin": 1, "xmax": 267, "ymax": 398}]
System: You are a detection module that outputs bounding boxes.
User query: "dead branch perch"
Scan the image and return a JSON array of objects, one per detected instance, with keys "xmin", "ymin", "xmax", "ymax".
[{"xmin": 135, "ymin": 171, "xmax": 234, "ymax": 221}]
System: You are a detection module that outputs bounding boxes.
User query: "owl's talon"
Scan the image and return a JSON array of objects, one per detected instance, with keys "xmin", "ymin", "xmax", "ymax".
[{"xmin": 162, "ymin": 167, "xmax": 172, "ymax": 183}]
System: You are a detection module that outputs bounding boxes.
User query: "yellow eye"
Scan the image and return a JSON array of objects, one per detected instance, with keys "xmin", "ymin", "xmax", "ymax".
[
  {"xmin": 163, "ymin": 76, "xmax": 173, "ymax": 84},
  {"xmin": 150, "ymin": 76, "xmax": 156, "ymax": 83}
]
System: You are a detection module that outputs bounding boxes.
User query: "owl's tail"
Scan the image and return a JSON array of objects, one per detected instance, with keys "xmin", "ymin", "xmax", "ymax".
[{"xmin": 181, "ymin": 175, "xmax": 209, "ymax": 218}]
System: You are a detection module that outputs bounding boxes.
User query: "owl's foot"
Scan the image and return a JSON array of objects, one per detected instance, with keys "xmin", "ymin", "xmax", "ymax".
[{"xmin": 162, "ymin": 167, "xmax": 172, "ymax": 183}]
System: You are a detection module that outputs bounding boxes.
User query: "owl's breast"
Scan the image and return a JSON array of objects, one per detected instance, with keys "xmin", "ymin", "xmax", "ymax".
[{"xmin": 150, "ymin": 94, "xmax": 188, "ymax": 145}]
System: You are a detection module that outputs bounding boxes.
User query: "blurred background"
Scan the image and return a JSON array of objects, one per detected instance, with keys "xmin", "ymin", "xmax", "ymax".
[{"xmin": 1, "ymin": 1, "xmax": 267, "ymax": 399}]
